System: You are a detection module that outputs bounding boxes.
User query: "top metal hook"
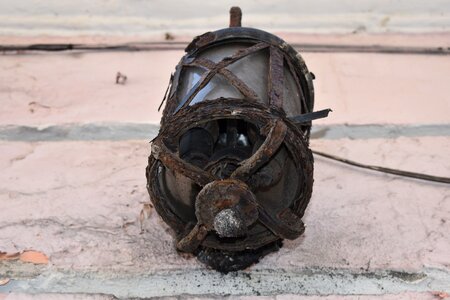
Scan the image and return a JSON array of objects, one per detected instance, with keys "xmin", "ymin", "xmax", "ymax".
[{"xmin": 229, "ymin": 7, "xmax": 242, "ymax": 27}]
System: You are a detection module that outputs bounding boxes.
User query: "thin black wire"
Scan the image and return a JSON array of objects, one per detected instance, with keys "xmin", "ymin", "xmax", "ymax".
[
  {"xmin": 158, "ymin": 74, "xmax": 173, "ymax": 112},
  {"xmin": 312, "ymin": 150, "xmax": 450, "ymax": 184}
]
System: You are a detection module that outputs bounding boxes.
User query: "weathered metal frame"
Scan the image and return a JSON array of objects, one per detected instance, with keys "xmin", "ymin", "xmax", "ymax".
[
  {"xmin": 161, "ymin": 27, "xmax": 317, "ymax": 130},
  {"xmin": 174, "ymin": 42, "xmax": 270, "ymax": 114},
  {"xmin": 147, "ymin": 27, "xmax": 322, "ymax": 254},
  {"xmin": 147, "ymin": 99, "xmax": 314, "ymax": 252}
]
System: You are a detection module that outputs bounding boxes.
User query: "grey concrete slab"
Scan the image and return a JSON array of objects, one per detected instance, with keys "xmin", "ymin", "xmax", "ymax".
[
  {"xmin": 1, "ymin": 0, "xmax": 450, "ymax": 35},
  {"xmin": 0, "ymin": 292, "xmax": 443, "ymax": 299},
  {"xmin": 0, "ymin": 123, "xmax": 450, "ymax": 142}
]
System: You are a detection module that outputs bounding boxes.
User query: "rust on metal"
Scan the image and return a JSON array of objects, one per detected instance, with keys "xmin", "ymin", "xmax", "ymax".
[
  {"xmin": 151, "ymin": 139, "xmax": 215, "ymax": 186},
  {"xmin": 187, "ymin": 58, "xmax": 260, "ymax": 101},
  {"xmin": 146, "ymin": 6, "xmax": 330, "ymax": 273},
  {"xmin": 229, "ymin": 7, "xmax": 242, "ymax": 27},
  {"xmin": 268, "ymin": 47, "xmax": 285, "ymax": 109},
  {"xmin": 284, "ymin": 56, "xmax": 309, "ymax": 113},
  {"xmin": 175, "ymin": 42, "xmax": 269, "ymax": 113},
  {"xmin": 177, "ymin": 223, "xmax": 208, "ymax": 253},
  {"xmin": 231, "ymin": 119, "xmax": 287, "ymax": 182}
]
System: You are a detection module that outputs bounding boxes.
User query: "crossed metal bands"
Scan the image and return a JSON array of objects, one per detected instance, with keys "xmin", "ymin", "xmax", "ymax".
[{"xmin": 146, "ymin": 29, "xmax": 330, "ymax": 254}]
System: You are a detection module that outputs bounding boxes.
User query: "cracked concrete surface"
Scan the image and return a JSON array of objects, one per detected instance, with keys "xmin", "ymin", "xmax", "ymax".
[
  {"xmin": 0, "ymin": 138, "xmax": 449, "ymax": 297},
  {"xmin": 1, "ymin": 139, "xmax": 449, "ymax": 266},
  {"xmin": 0, "ymin": 34, "xmax": 449, "ymax": 298}
]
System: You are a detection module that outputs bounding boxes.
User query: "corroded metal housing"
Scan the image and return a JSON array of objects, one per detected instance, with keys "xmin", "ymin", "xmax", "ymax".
[{"xmin": 146, "ymin": 11, "xmax": 329, "ymax": 272}]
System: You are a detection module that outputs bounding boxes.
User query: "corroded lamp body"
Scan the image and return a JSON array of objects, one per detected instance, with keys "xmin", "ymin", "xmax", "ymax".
[{"xmin": 146, "ymin": 9, "xmax": 328, "ymax": 272}]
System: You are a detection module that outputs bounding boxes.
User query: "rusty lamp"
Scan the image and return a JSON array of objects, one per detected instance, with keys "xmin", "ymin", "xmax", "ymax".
[{"xmin": 146, "ymin": 7, "xmax": 330, "ymax": 272}]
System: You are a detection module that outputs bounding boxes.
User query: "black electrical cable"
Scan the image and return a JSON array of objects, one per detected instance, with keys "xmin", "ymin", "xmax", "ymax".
[{"xmin": 312, "ymin": 150, "xmax": 450, "ymax": 184}]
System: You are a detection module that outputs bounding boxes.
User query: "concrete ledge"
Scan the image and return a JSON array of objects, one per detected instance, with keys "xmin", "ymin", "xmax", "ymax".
[
  {"xmin": 1, "ymin": 267, "xmax": 449, "ymax": 298},
  {"xmin": 0, "ymin": 292, "xmax": 445, "ymax": 300},
  {"xmin": 0, "ymin": 123, "xmax": 449, "ymax": 142},
  {"xmin": 0, "ymin": 0, "xmax": 449, "ymax": 35}
]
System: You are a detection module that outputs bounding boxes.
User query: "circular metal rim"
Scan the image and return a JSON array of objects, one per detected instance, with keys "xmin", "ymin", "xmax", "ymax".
[
  {"xmin": 147, "ymin": 98, "xmax": 314, "ymax": 251},
  {"xmin": 184, "ymin": 26, "xmax": 315, "ymax": 113}
]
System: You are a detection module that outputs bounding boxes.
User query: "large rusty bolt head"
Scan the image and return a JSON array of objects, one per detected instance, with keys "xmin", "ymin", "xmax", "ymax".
[{"xmin": 195, "ymin": 179, "xmax": 259, "ymax": 238}]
